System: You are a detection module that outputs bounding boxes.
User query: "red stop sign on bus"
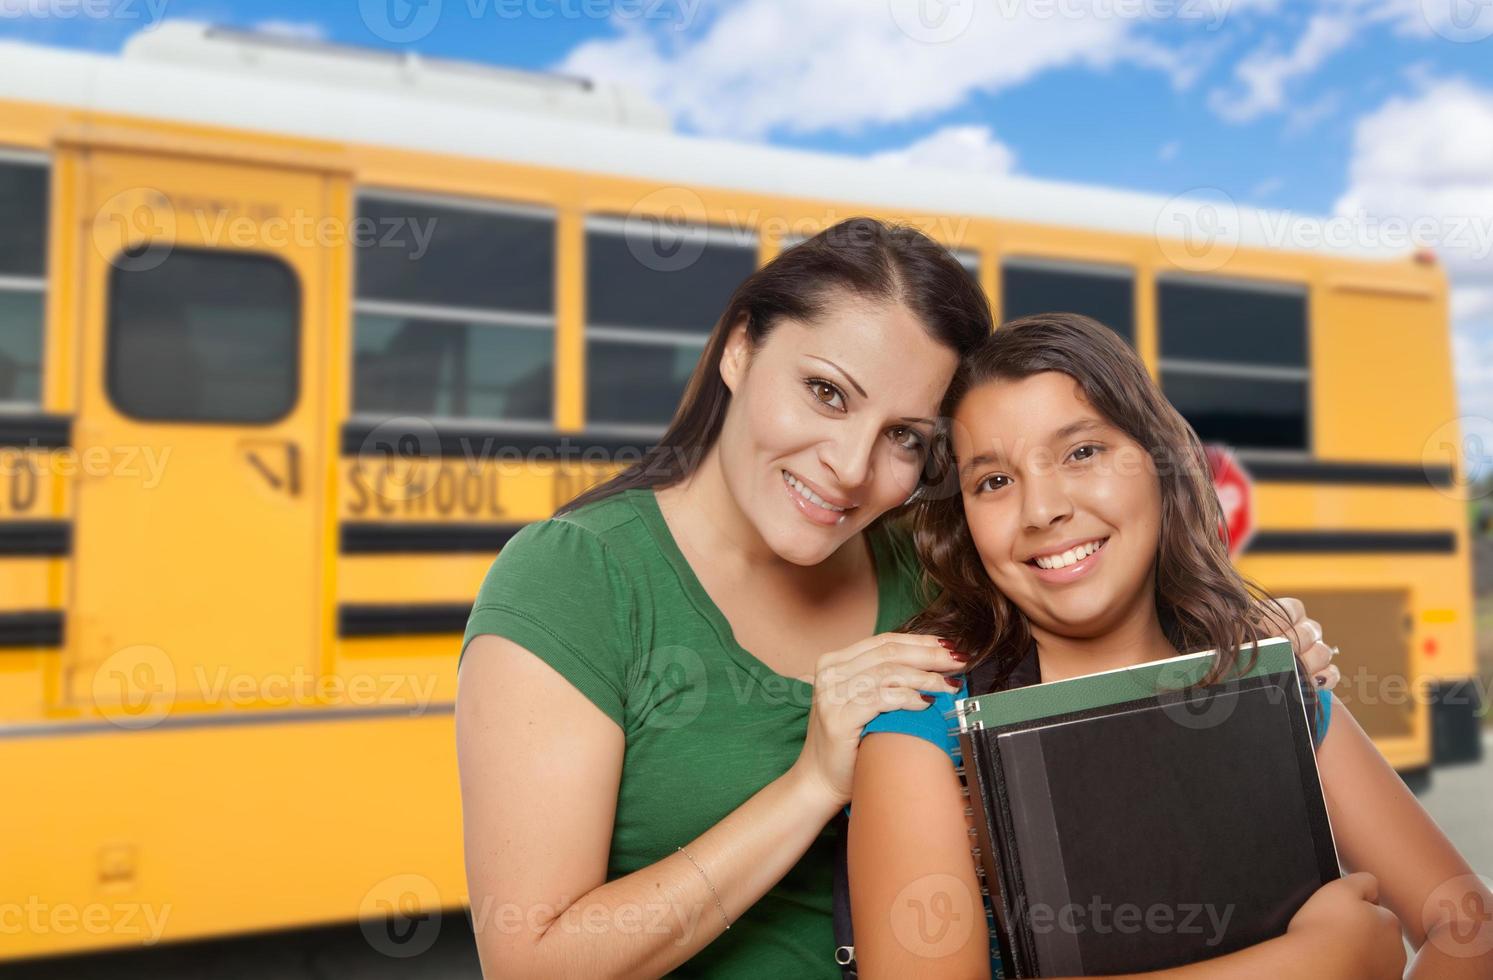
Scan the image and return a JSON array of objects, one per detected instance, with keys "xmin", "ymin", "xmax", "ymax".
[{"xmin": 1205, "ymin": 445, "xmax": 1254, "ymax": 558}]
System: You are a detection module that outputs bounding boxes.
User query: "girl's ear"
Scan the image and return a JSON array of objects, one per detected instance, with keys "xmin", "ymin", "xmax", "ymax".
[{"xmin": 719, "ymin": 317, "xmax": 752, "ymax": 394}]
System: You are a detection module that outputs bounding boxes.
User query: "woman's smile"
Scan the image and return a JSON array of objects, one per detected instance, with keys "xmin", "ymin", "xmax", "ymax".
[{"xmin": 782, "ymin": 468, "xmax": 857, "ymax": 526}]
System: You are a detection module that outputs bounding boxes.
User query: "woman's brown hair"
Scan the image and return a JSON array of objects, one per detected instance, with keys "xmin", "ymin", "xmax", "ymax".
[
  {"xmin": 907, "ymin": 312, "xmax": 1310, "ymax": 698},
  {"xmin": 557, "ymin": 217, "xmax": 993, "ymax": 522}
]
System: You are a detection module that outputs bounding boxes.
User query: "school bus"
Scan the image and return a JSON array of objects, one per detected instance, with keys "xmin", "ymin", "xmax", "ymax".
[{"xmin": 0, "ymin": 22, "xmax": 1480, "ymax": 960}]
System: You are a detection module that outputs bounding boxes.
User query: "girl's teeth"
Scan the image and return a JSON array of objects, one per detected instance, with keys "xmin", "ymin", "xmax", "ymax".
[
  {"xmin": 783, "ymin": 471, "xmax": 847, "ymax": 513},
  {"xmin": 1035, "ymin": 539, "xmax": 1104, "ymax": 569}
]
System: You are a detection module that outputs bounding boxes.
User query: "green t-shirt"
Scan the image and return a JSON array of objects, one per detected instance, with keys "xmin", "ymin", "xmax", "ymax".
[{"xmin": 461, "ymin": 487, "xmax": 929, "ymax": 979}]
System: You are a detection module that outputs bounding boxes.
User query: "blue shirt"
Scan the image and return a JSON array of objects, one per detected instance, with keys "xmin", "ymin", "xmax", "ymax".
[{"xmin": 852, "ymin": 674, "xmax": 1335, "ymax": 978}]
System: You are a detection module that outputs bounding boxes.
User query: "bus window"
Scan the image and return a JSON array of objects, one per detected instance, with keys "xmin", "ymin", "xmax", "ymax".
[
  {"xmin": 107, "ymin": 249, "xmax": 299, "ymax": 423},
  {"xmin": 0, "ymin": 156, "xmax": 48, "ymax": 407},
  {"xmin": 1000, "ymin": 257, "xmax": 1134, "ymax": 345},
  {"xmin": 352, "ymin": 193, "xmax": 555, "ymax": 423},
  {"xmin": 1158, "ymin": 276, "xmax": 1310, "ymax": 452},
  {"xmin": 585, "ymin": 216, "xmax": 756, "ymax": 428}
]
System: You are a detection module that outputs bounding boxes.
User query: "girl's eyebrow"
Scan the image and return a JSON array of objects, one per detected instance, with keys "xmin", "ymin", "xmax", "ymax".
[
  {"xmin": 1053, "ymin": 417, "xmax": 1108, "ymax": 440},
  {"xmin": 959, "ymin": 417, "xmax": 1108, "ymax": 475},
  {"xmin": 805, "ymin": 355, "xmax": 867, "ymax": 397}
]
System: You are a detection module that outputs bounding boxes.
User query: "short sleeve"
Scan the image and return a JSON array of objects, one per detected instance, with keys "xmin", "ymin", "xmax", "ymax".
[
  {"xmin": 461, "ymin": 519, "xmax": 635, "ymax": 727},
  {"xmin": 1312, "ymin": 689, "xmax": 1334, "ymax": 749},
  {"xmin": 843, "ymin": 683, "xmax": 966, "ymax": 817}
]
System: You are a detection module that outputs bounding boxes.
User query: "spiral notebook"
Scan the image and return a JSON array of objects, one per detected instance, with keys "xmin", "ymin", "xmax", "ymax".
[{"xmin": 953, "ymin": 637, "xmax": 1339, "ymax": 977}]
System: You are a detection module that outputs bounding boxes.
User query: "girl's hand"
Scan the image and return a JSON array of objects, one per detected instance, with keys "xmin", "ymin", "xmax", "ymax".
[
  {"xmin": 1266, "ymin": 596, "xmax": 1340, "ymax": 690},
  {"xmin": 1286, "ymin": 873, "xmax": 1406, "ymax": 979},
  {"xmin": 790, "ymin": 632, "xmax": 968, "ymax": 807}
]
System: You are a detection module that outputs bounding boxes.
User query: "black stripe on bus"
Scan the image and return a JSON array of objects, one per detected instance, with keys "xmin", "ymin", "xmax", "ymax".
[
  {"xmin": 1245, "ymin": 530, "xmax": 1457, "ymax": 554},
  {"xmin": 0, "ymin": 413, "xmax": 71, "ymax": 449},
  {"xmin": 340, "ymin": 522, "xmax": 524, "ymax": 554},
  {"xmin": 0, "ymin": 520, "xmax": 71, "ymax": 556},
  {"xmin": 338, "ymin": 603, "xmax": 472, "ymax": 638},
  {"xmin": 340, "ymin": 420, "xmax": 655, "ymax": 460},
  {"xmin": 0, "ymin": 611, "xmax": 64, "ymax": 648},
  {"xmin": 1240, "ymin": 458, "xmax": 1455, "ymax": 488}
]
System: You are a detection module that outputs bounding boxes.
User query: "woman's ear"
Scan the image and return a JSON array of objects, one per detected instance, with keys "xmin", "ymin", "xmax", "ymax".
[{"xmin": 719, "ymin": 317, "xmax": 752, "ymax": 394}]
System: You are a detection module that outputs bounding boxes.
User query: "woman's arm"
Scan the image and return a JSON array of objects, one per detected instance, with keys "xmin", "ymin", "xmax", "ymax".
[
  {"xmin": 458, "ymin": 635, "xmax": 835, "ymax": 978},
  {"xmin": 459, "ymin": 630, "xmax": 965, "ymax": 978},
  {"xmin": 1317, "ymin": 695, "xmax": 1493, "ymax": 977}
]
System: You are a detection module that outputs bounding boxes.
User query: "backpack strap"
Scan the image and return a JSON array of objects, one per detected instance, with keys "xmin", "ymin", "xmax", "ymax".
[{"xmin": 830, "ymin": 810, "xmax": 858, "ymax": 978}]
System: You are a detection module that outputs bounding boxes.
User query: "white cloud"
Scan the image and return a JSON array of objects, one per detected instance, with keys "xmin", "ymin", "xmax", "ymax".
[
  {"xmin": 1337, "ymin": 78, "xmax": 1493, "ymax": 448},
  {"xmin": 869, "ymin": 124, "xmax": 1016, "ymax": 175},
  {"xmin": 1207, "ymin": 14, "xmax": 1356, "ymax": 123},
  {"xmin": 558, "ymin": 0, "xmax": 1198, "ymax": 139},
  {"xmin": 252, "ymin": 20, "xmax": 327, "ymax": 41}
]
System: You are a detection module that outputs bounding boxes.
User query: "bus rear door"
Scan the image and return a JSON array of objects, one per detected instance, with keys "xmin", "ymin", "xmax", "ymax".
[{"xmin": 67, "ymin": 149, "xmax": 328, "ymax": 716}]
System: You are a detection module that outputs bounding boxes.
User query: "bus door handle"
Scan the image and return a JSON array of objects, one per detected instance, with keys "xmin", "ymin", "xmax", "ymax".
[{"xmin": 243, "ymin": 440, "xmax": 301, "ymax": 498}]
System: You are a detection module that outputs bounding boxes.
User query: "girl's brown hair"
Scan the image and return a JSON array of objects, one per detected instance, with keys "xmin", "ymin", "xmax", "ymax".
[
  {"xmin": 907, "ymin": 312, "xmax": 1308, "ymax": 696},
  {"xmin": 558, "ymin": 217, "xmax": 993, "ymax": 522}
]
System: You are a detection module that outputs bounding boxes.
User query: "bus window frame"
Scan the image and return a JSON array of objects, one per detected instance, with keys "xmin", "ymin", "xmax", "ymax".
[
  {"xmin": 104, "ymin": 245, "xmax": 304, "ymax": 427},
  {"xmin": 1156, "ymin": 271, "xmax": 1314, "ymax": 459},
  {"xmin": 998, "ymin": 254, "xmax": 1137, "ymax": 345},
  {"xmin": 582, "ymin": 213, "xmax": 757, "ymax": 437},
  {"xmin": 0, "ymin": 147, "xmax": 51, "ymax": 413},
  {"xmin": 351, "ymin": 187, "xmax": 560, "ymax": 429}
]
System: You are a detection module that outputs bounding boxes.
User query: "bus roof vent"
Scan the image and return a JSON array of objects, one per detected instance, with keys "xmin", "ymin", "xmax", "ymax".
[{"xmin": 121, "ymin": 21, "xmax": 671, "ymax": 131}]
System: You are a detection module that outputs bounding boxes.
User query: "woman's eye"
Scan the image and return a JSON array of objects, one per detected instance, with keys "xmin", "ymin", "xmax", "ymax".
[
  {"xmin": 1069, "ymin": 444, "xmax": 1101, "ymax": 462},
  {"xmin": 806, "ymin": 379, "xmax": 846, "ymax": 412},
  {"xmin": 976, "ymin": 474, "xmax": 1010, "ymax": 493},
  {"xmin": 888, "ymin": 426, "xmax": 925, "ymax": 453}
]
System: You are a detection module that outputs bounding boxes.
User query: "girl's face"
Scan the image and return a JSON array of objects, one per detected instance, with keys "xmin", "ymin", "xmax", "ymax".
[
  {"xmin": 954, "ymin": 371, "xmax": 1163, "ymax": 639},
  {"xmin": 717, "ymin": 294, "xmax": 959, "ymax": 566}
]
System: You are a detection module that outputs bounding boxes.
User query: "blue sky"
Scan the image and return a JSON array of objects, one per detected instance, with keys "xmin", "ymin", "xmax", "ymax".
[{"xmin": 4, "ymin": 0, "xmax": 1493, "ymax": 473}]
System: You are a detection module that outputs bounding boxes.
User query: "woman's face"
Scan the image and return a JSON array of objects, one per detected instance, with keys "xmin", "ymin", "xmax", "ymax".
[
  {"xmin": 717, "ymin": 294, "xmax": 959, "ymax": 566},
  {"xmin": 953, "ymin": 371, "xmax": 1163, "ymax": 639}
]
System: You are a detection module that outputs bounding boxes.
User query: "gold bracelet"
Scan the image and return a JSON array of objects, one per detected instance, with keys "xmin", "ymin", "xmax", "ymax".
[{"xmin": 677, "ymin": 845, "xmax": 731, "ymax": 930}]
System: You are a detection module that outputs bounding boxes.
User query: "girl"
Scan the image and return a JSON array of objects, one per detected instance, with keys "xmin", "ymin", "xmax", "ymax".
[
  {"xmin": 456, "ymin": 222, "xmax": 1341, "ymax": 979},
  {"xmin": 849, "ymin": 312, "xmax": 1493, "ymax": 979}
]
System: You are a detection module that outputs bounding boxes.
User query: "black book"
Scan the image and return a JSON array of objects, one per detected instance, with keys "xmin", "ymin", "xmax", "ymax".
[{"xmin": 954, "ymin": 637, "xmax": 1339, "ymax": 977}]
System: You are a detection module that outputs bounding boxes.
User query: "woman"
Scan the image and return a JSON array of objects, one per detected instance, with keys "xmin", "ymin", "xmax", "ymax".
[
  {"xmin": 849, "ymin": 313, "xmax": 1489, "ymax": 978},
  {"xmin": 455, "ymin": 219, "xmax": 1341, "ymax": 978}
]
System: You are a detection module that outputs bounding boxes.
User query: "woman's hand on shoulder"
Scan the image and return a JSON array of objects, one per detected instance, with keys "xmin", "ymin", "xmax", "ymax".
[
  {"xmin": 1262, "ymin": 596, "xmax": 1340, "ymax": 690},
  {"xmin": 789, "ymin": 631, "xmax": 968, "ymax": 808}
]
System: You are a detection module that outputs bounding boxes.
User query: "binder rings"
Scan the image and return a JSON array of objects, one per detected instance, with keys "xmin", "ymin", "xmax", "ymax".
[{"xmin": 954, "ymin": 637, "xmax": 1339, "ymax": 977}]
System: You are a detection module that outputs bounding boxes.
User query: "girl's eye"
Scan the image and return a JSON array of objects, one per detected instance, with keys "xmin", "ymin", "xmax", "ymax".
[
  {"xmin": 888, "ymin": 426, "xmax": 925, "ymax": 454},
  {"xmin": 806, "ymin": 379, "xmax": 846, "ymax": 412},
  {"xmin": 1069, "ymin": 444, "xmax": 1102, "ymax": 462},
  {"xmin": 975, "ymin": 474, "xmax": 1010, "ymax": 494}
]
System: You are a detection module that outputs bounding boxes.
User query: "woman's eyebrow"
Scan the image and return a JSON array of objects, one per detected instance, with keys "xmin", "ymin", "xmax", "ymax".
[{"xmin": 805, "ymin": 355, "xmax": 867, "ymax": 397}]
